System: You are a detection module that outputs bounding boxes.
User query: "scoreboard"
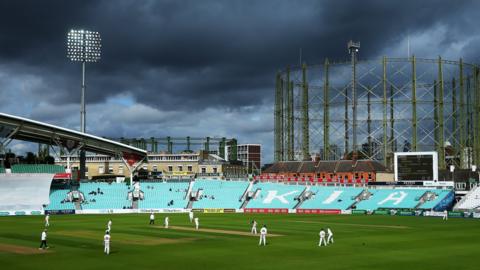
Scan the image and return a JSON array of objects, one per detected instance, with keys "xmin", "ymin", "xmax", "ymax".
[{"xmin": 394, "ymin": 152, "xmax": 438, "ymax": 181}]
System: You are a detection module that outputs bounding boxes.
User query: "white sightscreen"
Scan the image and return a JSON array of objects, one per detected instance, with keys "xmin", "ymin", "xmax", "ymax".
[{"xmin": 0, "ymin": 174, "xmax": 53, "ymax": 211}]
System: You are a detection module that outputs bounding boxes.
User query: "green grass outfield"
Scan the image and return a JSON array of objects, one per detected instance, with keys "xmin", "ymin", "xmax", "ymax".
[{"xmin": 0, "ymin": 213, "xmax": 478, "ymax": 270}]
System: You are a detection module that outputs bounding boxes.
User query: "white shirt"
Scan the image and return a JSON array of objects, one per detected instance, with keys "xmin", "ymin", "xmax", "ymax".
[
  {"xmin": 41, "ymin": 232, "xmax": 47, "ymax": 241},
  {"xmin": 327, "ymin": 229, "xmax": 333, "ymax": 236},
  {"xmin": 319, "ymin": 231, "xmax": 326, "ymax": 237},
  {"xmin": 260, "ymin": 227, "xmax": 267, "ymax": 235},
  {"xmin": 45, "ymin": 216, "xmax": 49, "ymax": 221},
  {"xmin": 108, "ymin": 221, "xmax": 112, "ymax": 227},
  {"xmin": 189, "ymin": 212, "xmax": 194, "ymax": 218},
  {"xmin": 104, "ymin": 234, "xmax": 110, "ymax": 243},
  {"xmin": 150, "ymin": 214, "xmax": 155, "ymax": 220},
  {"xmin": 253, "ymin": 221, "xmax": 257, "ymax": 227},
  {"xmin": 165, "ymin": 217, "xmax": 169, "ymax": 223},
  {"xmin": 194, "ymin": 218, "xmax": 199, "ymax": 224}
]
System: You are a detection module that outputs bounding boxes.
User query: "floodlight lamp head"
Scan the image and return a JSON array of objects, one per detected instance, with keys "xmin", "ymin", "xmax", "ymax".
[{"xmin": 67, "ymin": 29, "xmax": 102, "ymax": 62}]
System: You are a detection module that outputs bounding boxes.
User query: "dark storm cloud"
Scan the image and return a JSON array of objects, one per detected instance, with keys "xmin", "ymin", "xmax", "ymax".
[{"xmin": 1, "ymin": 0, "xmax": 480, "ymax": 162}]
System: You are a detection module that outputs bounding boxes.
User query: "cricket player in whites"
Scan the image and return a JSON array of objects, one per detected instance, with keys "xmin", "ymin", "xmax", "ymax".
[
  {"xmin": 327, "ymin": 227, "xmax": 334, "ymax": 244},
  {"xmin": 259, "ymin": 225, "xmax": 267, "ymax": 246},
  {"xmin": 39, "ymin": 229, "xmax": 48, "ymax": 250},
  {"xmin": 45, "ymin": 214, "xmax": 50, "ymax": 227},
  {"xmin": 104, "ymin": 231, "xmax": 111, "ymax": 255},
  {"xmin": 189, "ymin": 211, "xmax": 194, "ymax": 223},
  {"xmin": 149, "ymin": 212, "xmax": 155, "ymax": 225},
  {"xmin": 251, "ymin": 219, "xmax": 257, "ymax": 234},
  {"xmin": 443, "ymin": 209, "xmax": 448, "ymax": 221},
  {"xmin": 164, "ymin": 216, "xmax": 169, "ymax": 229},
  {"xmin": 318, "ymin": 228, "xmax": 327, "ymax": 246},
  {"xmin": 107, "ymin": 219, "xmax": 112, "ymax": 232},
  {"xmin": 194, "ymin": 217, "xmax": 199, "ymax": 230}
]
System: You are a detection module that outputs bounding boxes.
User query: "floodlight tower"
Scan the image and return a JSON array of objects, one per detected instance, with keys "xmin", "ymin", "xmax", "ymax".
[
  {"xmin": 348, "ymin": 40, "xmax": 360, "ymax": 159},
  {"xmin": 67, "ymin": 29, "xmax": 102, "ymax": 179}
]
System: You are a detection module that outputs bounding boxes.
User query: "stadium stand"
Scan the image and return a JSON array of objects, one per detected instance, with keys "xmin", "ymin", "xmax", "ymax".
[
  {"xmin": 79, "ymin": 182, "xmax": 131, "ymax": 209},
  {"xmin": 0, "ymin": 166, "xmax": 5, "ymax": 173},
  {"xmin": 454, "ymin": 186, "xmax": 480, "ymax": 210},
  {"xmin": 247, "ymin": 182, "xmax": 304, "ymax": 209},
  {"xmin": 45, "ymin": 189, "xmax": 75, "ymax": 210},
  {"xmin": 417, "ymin": 190, "xmax": 453, "ymax": 210},
  {"xmin": 139, "ymin": 182, "xmax": 189, "ymax": 209},
  {"xmin": 355, "ymin": 189, "xmax": 438, "ymax": 210},
  {"xmin": 300, "ymin": 187, "xmax": 364, "ymax": 210},
  {"xmin": 192, "ymin": 179, "xmax": 249, "ymax": 209},
  {"xmin": 11, "ymin": 164, "xmax": 65, "ymax": 174}
]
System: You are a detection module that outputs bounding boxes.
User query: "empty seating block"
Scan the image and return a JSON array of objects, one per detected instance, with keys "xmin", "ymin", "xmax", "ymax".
[
  {"xmin": 192, "ymin": 179, "xmax": 249, "ymax": 209},
  {"xmin": 11, "ymin": 164, "xmax": 65, "ymax": 174},
  {"xmin": 45, "ymin": 189, "xmax": 75, "ymax": 210},
  {"xmin": 139, "ymin": 182, "xmax": 189, "ymax": 209},
  {"xmin": 79, "ymin": 183, "xmax": 131, "ymax": 209},
  {"xmin": 356, "ymin": 189, "xmax": 429, "ymax": 211},
  {"xmin": 0, "ymin": 167, "xmax": 5, "ymax": 173},
  {"xmin": 300, "ymin": 187, "xmax": 363, "ymax": 210},
  {"xmin": 455, "ymin": 187, "xmax": 480, "ymax": 210},
  {"xmin": 419, "ymin": 190, "xmax": 452, "ymax": 209},
  {"xmin": 247, "ymin": 183, "xmax": 304, "ymax": 209}
]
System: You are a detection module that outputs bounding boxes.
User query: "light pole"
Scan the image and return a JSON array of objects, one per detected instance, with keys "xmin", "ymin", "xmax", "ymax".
[
  {"xmin": 449, "ymin": 164, "xmax": 455, "ymax": 182},
  {"xmin": 67, "ymin": 29, "xmax": 102, "ymax": 179}
]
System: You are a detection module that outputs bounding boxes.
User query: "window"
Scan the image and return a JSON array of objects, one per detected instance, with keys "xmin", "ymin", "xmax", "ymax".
[
  {"xmin": 98, "ymin": 166, "xmax": 104, "ymax": 174},
  {"xmin": 168, "ymin": 166, "xmax": 173, "ymax": 172},
  {"xmin": 118, "ymin": 166, "xmax": 124, "ymax": 174},
  {"xmin": 201, "ymin": 167, "xmax": 206, "ymax": 173},
  {"xmin": 178, "ymin": 166, "xmax": 183, "ymax": 172},
  {"xmin": 109, "ymin": 166, "xmax": 113, "ymax": 174},
  {"xmin": 213, "ymin": 167, "xmax": 217, "ymax": 173},
  {"xmin": 187, "ymin": 166, "xmax": 192, "ymax": 172},
  {"xmin": 153, "ymin": 165, "xmax": 158, "ymax": 172}
]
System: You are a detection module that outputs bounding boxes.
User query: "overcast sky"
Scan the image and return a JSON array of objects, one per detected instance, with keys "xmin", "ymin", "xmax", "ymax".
[{"xmin": 1, "ymin": 0, "xmax": 480, "ymax": 163}]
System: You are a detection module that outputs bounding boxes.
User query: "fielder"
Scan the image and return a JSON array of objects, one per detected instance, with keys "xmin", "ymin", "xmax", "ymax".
[
  {"xmin": 259, "ymin": 225, "xmax": 267, "ymax": 246},
  {"xmin": 251, "ymin": 220, "xmax": 257, "ymax": 234},
  {"xmin": 443, "ymin": 210, "xmax": 448, "ymax": 221},
  {"xmin": 39, "ymin": 229, "xmax": 48, "ymax": 250},
  {"xmin": 107, "ymin": 219, "xmax": 112, "ymax": 232},
  {"xmin": 327, "ymin": 227, "xmax": 334, "ymax": 244},
  {"xmin": 318, "ymin": 228, "xmax": 327, "ymax": 246},
  {"xmin": 104, "ymin": 231, "xmax": 111, "ymax": 255},
  {"xmin": 189, "ymin": 211, "xmax": 194, "ymax": 223},
  {"xmin": 194, "ymin": 217, "xmax": 199, "ymax": 230},
  {"xmin": 45, "ymin": 214, "xmax": 50, "ymax": 227},
  {"xmin": 149, "ymin": 213, "xmax": 155, "ymax": 225},
  {"xmin": 164, "ymin": 216, "xmax": 169, "ymax": 229}
]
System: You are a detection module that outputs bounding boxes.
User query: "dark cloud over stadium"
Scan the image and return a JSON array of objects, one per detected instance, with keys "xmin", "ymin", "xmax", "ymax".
[{"xmin": 1, "ymin": 0, "xmax": 479, "ymax": 162}]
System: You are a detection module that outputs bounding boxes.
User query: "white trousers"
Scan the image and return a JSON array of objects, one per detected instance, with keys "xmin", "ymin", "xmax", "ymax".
[
  {"xmin": 104, "ymin": 243, "xmax": 110, "ymax": 254},
  {"xmin": 319, "ymin": 237, "xmax": 327, "ymax": 246},
  {"xmin": 195, "ymin": 223, "xmax": 199, "ymax": 229},
  {"xmin": 45, "ymin": 221, "xmax": 49, "ymax": 227},
  {"xmin": 107, "ymin": 226, "xmax": 111, "ymax": 232},
  {"xmin": 259, "ymin": 235, "xmax": 266, "ymax": 246},
  {"xmin": 327, "ymin": 235, "xmax": 334, "ymax": 244},
  {"xmin": 165, "ymin": 222, "xmax": 169, "ymax": 228},
  {"xmin": 251, "ymin": 226, "xmax": 257, "ymax": 234},
  {"xmin": 443, "ymin": 215, "xmax": 448, "ymax": 220}
]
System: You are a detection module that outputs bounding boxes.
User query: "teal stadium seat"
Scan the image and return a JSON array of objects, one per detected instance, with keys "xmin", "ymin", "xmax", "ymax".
[
  {"xmin": 418, "ymin": 190, "xmax": 453, "ymax": 209},
  {"xmin": 356, "ymin": 189, "xmax": 432, "ymax": 210},
  {"xmin": 191, "ymin": 179, "xmax": 249, "ymax": 209},
  {"xmin": 247, "ymin": 183, "xmax": 304, "ymax": 209},
  {"xmin": 11, "ymin": 164, "xmax": 65, "ymax": 174},
  {"xmin": 139, "ymin": 182, "xmax": 189, "ymax": 209},
  {"xmin": 79, "ymin": 183, "xmax": 131, "ymax": 210},
  {"xmin": 300, "ymin": 187, "xmax": 363, "ymax": 210},
  {"xmin": 45, "ymin": 189, "xmax": 75, "ymax": 210}
]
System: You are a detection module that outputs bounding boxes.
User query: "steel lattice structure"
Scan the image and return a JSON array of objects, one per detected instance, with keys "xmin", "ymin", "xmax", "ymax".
[{"xmin": 274, "ymin": 56, "xmax": 480, "ymax": 170}]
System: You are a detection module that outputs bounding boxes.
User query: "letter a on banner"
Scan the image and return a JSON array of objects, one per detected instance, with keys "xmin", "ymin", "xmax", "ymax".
[{"xmin": 377, "ymin": 191, "xmax": 407, "ymax": 206}]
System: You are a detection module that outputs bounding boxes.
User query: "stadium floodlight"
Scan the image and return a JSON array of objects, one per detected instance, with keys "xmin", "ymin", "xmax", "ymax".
[{"xmin": 67, "ymin": 29, "xmax": 102, "ymax": 179}]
